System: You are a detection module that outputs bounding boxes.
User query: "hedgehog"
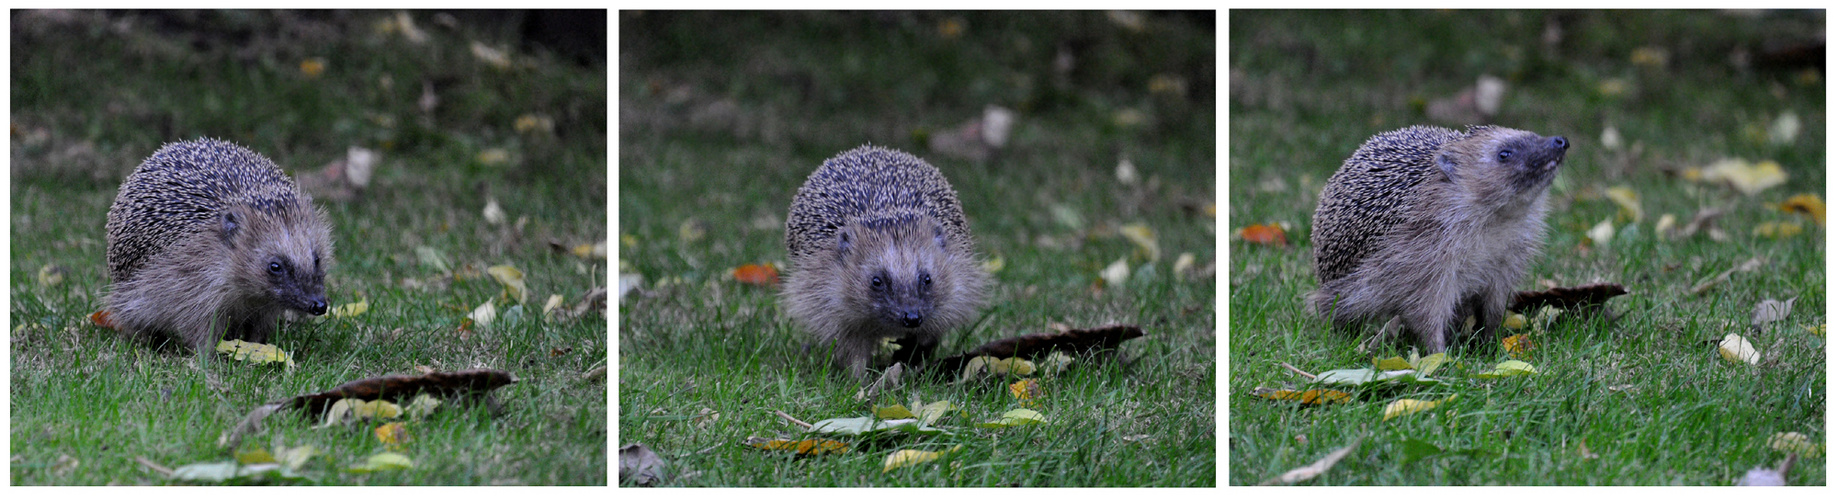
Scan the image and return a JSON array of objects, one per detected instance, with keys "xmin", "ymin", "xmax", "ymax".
[
  {"xmin": 105, "ymin": 138, "xmax": 334, "ymax": 351},
  {"xmin": 1307, "ymin": 125, "xmax": 1568, "ymax": 353},
  {"xmin": 782, "ymin": 145, "xmax": 990, "ymax": 379}
]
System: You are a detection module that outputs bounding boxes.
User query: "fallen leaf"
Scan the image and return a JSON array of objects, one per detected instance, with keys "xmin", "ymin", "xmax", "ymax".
[
  {"xmin": 882, "ymin": 445, "xmax": 962, "ymax": 472},
  {"xmin": 1768, "ymin": 432, "xmax": 1822, "ymax": 457},
  {"xmin": 733, "ymin": 263, "xmax": 779, "ymax": 286},
  {"xmin": 619, "ymin": 443, "xmax": 668, "ymax": 486},
  {"xmin": 1586, "ymin": 218, "xmax": 1616, "ymax": 246},
  {"xmin": 1237, "ymin": 223, "xmax": 1288, "ymax": 246},
  {"xmin": 1718, "ymin": 333, "xmax": 1760, "ymax": 365},
  {"xmin": 375, "ymin": 422, "xmax": 409, "ymax": 445},
  {"xmin": 468, "ymin": 300, "xmax": 497, "ymax": 327},
  {"xmin": 1258, "ymin": 436, "xmax": 1363, "ymax": 485},
  {"xmin": 1472, "ymin": 360, "xmax": 1539, "ymax": 378},
  {"xmin": 977, "ymin": 408, "xmax": 1047, "ymax": 428},
  {"xmin": 1752, "ymin": 298, "xmax": 1796, "ymax": 326},
  {"xmin": 215, "ymin": 340, "xmax": 295, "ymax": 367},
  {"xmin": 1384, "ymin": 396, "xmax": 1454, "ymax": 420},
  {"xmin": 1099, "ymin": 257, "xmax": 1130, "ymax": 287},
  {"xmin": 487, "ymin": 264, "xmax": 529, "ymax": 303},
  {"xmin": 331, "ymin": 298, "xmax": 369, "ymax": 318},
  {"xmin": 1698, "ymin": 158, "xmax": 1787, "ymax": 195},
  {"xmin": 1502, "ymin": 334, "xmax": 1534, "ymax": 354},
  {"xmin": 300, "ymin": 57, "xmax": 326, "ymax": 78},
  {"xmin": 349, "ymin": 452, "xmax": 414, "ymax": 473},
  {"xmin": 744, "ymin": 437, "xmax": 849, "ymax": 456},
  {"xmin": 1009, "ymin": 378, "xmax": 1043, "ymax": 404},
  {"xmin": 89, "ymin": 310, "xmax": 115, "ymax": 329},
  {"xmin": 1753, "ymin": 221, "xmax": 1804, "ymax": 238},
  {"xmin": 1779, "ymin": 193, "xmax": 1825, "ymax": 226},
  {"xmin": 1120, "ymin": 223, "xmax": 1160, "ymax": 261},
  {"xmin": 470, "ymin": 41, "xmax": 512, "ymax": 69},
  {"xmin": 1605, "ymin": 186, "xmax": 1643, "ymax": 222},
  {"xmin": 482, "ymin": 198, "xmax": 507, "ymax": 224},
  {"xmin": 1249, "ymin": 387, "xmax": 1351, "ymax": 405}
]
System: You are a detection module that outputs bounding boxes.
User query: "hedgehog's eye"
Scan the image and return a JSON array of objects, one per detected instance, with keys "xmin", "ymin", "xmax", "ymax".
[
  {"xmin": 920, "ymin": 273, "xmax": 932, "ymax": 287},
  {"xmin": 870, "ymin": 276, "xmax": 885, "ymax": 289},
  {"xmin": 1498, "ymin": 149, "xmax": 1514, "ymax": 162},
  {"xmin": 268, "ymin": 260, "xmax": 284, "ymax": 275}
]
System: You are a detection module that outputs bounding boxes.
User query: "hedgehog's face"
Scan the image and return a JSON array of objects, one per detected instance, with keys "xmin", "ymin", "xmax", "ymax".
[
  {"xmin": 836, "ymin": 216, "xmax": 950, "ymax": 333},
  {"xmin": 1437, "ymin": 127, "xmax": 1568, "ymax": 202},
  {"xmin": 222, "ymin": 204, "xmax": 332, "ymax": 316}
]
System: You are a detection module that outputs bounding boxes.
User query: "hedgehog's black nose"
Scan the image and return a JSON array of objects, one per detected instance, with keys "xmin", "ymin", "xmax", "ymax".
[
  {"xmin": 900, "ymin": 311, "xmax": 924, "ymax": 328},
  {"xmin": 1550, "ymin": 136, "xmax": 1568, "ymax": 150},
  {"xmin": 307, "ymin": 299, "xmax": 329, "ymax": 316}
]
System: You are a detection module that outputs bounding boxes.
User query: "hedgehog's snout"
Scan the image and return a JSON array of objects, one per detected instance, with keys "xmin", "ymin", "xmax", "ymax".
[
  {"xmin": 1550, "ymin": 136, "xmax": 1568, "ymax": 151},
  {"xmin": 305, "ymin": 298, "xmax": 329, "ymax": 316},
  {"xmin": 899, "ymin": 310, "xmax": 924, "ymax": 328}
]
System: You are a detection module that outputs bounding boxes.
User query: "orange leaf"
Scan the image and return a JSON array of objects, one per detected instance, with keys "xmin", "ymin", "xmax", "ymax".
[
  {"xmin": 1502, "ymin": 334, "xmax": 1534, "ymax": 354},
  {"xmin": 1238, "ymin": 224, "xmax": 1288, "ymax": 246},
  {"xmin": 734, "ymin": 263, "xmax": 780, "ymax": 286},
  {"xmin": 1251, "ymin": 388, "xmax": 1351, "ymax": 405}
]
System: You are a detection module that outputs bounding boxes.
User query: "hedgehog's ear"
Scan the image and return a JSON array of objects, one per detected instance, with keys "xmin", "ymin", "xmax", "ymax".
[
  {"xmin": 1434, "ymin": 151, "xmax": 1460, "ymax": 182},
  {"xmin": 932, "ymin": 223, "xmax": 948, "ymax": 250},
  {"xmin": 835, "ymin": 226, "xmax": 854, "ymax": 260},
  {"xmin": 219, "ymin": 210, "xmax": 242, "ymax": 248}
]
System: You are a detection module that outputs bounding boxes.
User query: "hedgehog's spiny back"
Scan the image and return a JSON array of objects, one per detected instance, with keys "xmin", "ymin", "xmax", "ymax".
[
  {"xmin": 106, "ymin": 138, "xmax": 309, "ymax": 282},
  {"xmin": 785, "ymin": 145, "xmax": 973, "ymax": 261},
  {"xmin": 1311, "ymin": 125, "xmax": 1465, "ymax": 283}
]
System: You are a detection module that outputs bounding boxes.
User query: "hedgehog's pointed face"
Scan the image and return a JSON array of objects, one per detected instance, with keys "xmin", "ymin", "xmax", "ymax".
[
  {"xmin": 221, "ymin": 203, "xmax": 333, "ymax": 316},
  {"xmin": 836, "ymin": 215, "xmax": 951, "ymax": 333},
  {"xmin": 1437, "ymin": 127, "xmax": 1568, "ymax": 204}
]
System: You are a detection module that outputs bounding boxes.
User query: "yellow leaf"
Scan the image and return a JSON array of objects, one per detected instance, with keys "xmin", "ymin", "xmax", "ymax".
[
  {"xmin": 1654, "ymin": 213, "xmax": 1678, "ymax": 236},
  {"xmin": 745, "ymin": 437, "xmax": 850, "ymax": 456},
  {"xmin": 375, "ymin": 422, "xmax": 409, "ymax": 445},
  {"xmin": 1373, "ymin": 356, "xmax": 1412, "ymax": 370},
  {"xmin": 1250, "ymin": 388, "xmax": 1351, "ymax": 405},
  {"xmin": 331, "ymin": 298, "xmax": 369, "ymax": 318},
  {"xmin": 300, "ymin": 57, "xmax": 326, "ymax": 78},
  {"xmin": 1719, "ymin": 333, "xmax": 1760, "ymax": 365},
  {"xmin": 1698, "ymin": 158, "xmax": 1787, "ymax": 196},
  {"xmin": 1474, "ymin": 360, "xmax": 1540, "ymax": 378},
  {"xmin": 1780, "ymin": 193, "xmax": 1825, "ymax": 227},
  {"xmin": 982, "ymin": 255, "xmax": 1005, "ymax": 274},
  {"xmin": 1503, "ymin": 313, "xmax": 1527, "ymax": 330},
  {"xmin": 1768, "ymin": 432, "xmax": 1823, "ymax": 457},
  {"xmin": 477, "ymin": 148, "xmax": 511, "ymax": 167},
  {"xmin": 882, "ymin": 445, "xmax": 962, "ymax": 472},
  {"xmin": 1753, "ymin": 221, "xmax": 1804, "ymax": 238},
  {"xmin": 235, "ymin": 449, "xmax": 277, "ymax": 465},
  {"xmin": 214, "ymin": 339, "xmax": 295, "ymax": 367},
  {"xmin": 1009, "ymin": 379, "xmax": 1043, "ymax": 403},
  {"xmin": 351, "ymin": 452, "xmax": 414, "ymax": 472},
  {"xmin": 1605, "ymin": 186, "xmax": 1643, "ymax": 222},
  {"xmin": 978, "ymin": 408, "xmax": 1047, "ymax": 428},
  {"xmin": 875, "ymin": 405, "xmax": 917, "ymax": 419},
  {"xmin": 1413, "ymin": 352, "xmax": 1447, "ymax": 377},
  {"xmin": 913, "ymin": 400, "xmax": 958, "ymax": 426},
  {"xmin": 1383, "ymin": 396, "xmax": 1453, "ymax": 420},
  {"xmin": 991, "ymin": 358, "xmax": 1035, "ymax": 376},
  {"xmin": 1502, "ymin": 334, "xmax": 1533, "ymax": 354},
  {"xmin": 487, "ymin": 264, "xmax": 529, "ymax": 303},
  {"xmin": 541, "ymin": 294, "xmax": 565, "ymax": 317},
  {"xmin": 1120, "ymin": 223, "xmax": 1160, "ymax": 261}
]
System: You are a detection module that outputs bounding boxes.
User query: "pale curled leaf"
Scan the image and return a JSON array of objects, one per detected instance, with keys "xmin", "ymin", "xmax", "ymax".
[
  {"xmin": 487, "ymin": 264, "xmax": 529, "ymax": 303},
  {"xmin": 882, "ymin": 445, "xmax": 962, "ymax": 472},
  {"xmin": 1719, "ymin": 333, "xmax": 1760, "ymax": 365},
  {"xmin": 1258, "ymin": 436, "xmax": 1364, "ymax": 485},
  {"xmin": 1752, "ymin": 298, "xmax": 1796, "ymax": 326}
]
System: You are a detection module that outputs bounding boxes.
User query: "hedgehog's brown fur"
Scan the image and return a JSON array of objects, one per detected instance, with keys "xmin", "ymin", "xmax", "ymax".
[
  {"xmin": 105, "ymin": 138, "xmax": 334, "ymax": 350},
  {"xmin": 1308, "ymin": 125, "xmax": 1568, "ymax": 352},
  {"xmin": 783, "ymin": 145, "xmax": 989, "ymax": 379}
]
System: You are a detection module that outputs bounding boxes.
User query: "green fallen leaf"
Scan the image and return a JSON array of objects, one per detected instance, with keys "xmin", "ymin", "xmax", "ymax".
[
  {"xmin": 1472, "ymin": 360, "xmax": 1540, "ymax": 378},
  {"xmin": 977, "ymin": 408, "xmax": 1047, "ymax": 428}
]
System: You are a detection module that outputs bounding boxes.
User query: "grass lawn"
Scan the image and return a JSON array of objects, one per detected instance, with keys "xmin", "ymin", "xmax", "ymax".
[
  {"xmin": 1229, "ymin": 11, "xmax": 1825, "ymax": 485},
  {"xmin": 9, "ymin": 11, "xmax": 608, "ymax": 485},
  {"xmin": 618, "ymin": 11, "xmax": 1216, "ymax": 486}
]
